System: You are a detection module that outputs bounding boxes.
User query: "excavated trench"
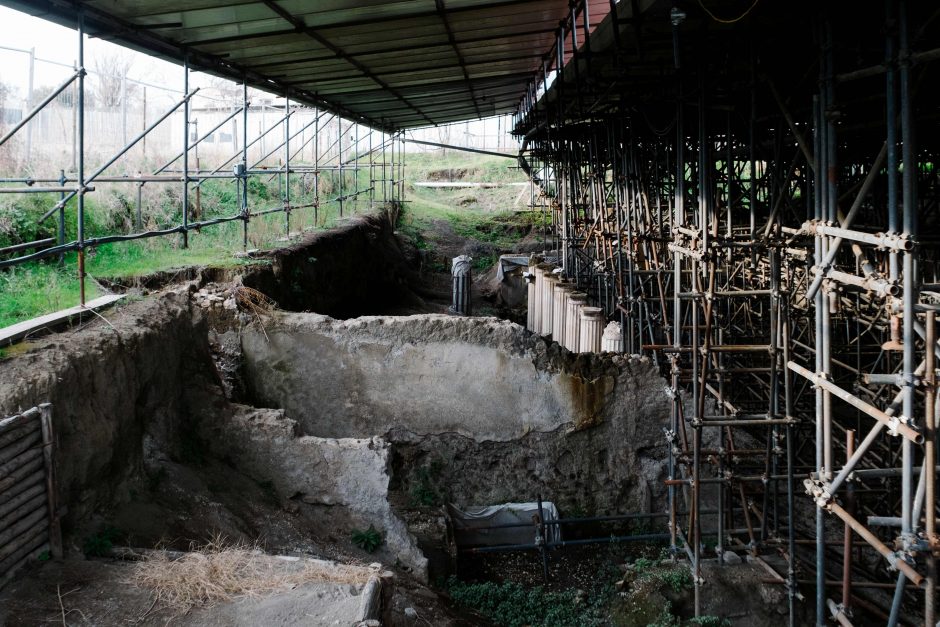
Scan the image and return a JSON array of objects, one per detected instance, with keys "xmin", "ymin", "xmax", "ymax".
[{"xmin": 0, "ymin": 209, "xmax": 675, "ymax": 621}]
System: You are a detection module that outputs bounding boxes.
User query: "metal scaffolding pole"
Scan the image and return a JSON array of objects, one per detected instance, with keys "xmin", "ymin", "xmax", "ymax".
[
  {"xmin": 181, "ymin": 50, "xmax": 190, "ymax": 249},
  {"xmin": 76, "ymin": 11, "xmax": 86, "ymax": 307}
]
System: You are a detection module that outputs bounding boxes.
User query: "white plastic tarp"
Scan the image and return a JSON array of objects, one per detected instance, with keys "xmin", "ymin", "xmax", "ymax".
[
  {"xmin": 496, "ymin": 254, "xmax": 559, "ymax": 282},
  {"xmin": 452, "ymin": 255, "xmax": 472, "ymax": 277},
  {"xmin": 448, "ymin": 502, "xmax": 561, "ymax": 547},
  {"xmin": 495, "ymin": 255, "xmax": 531, "ymax": 283}
]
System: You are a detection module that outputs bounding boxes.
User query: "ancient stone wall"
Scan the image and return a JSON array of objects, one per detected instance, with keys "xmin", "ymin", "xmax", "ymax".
[
  {"xmin": 240, "ymin": 312, "xmax": 672, "ymax": 515},
  {"xmin": 0, "ymin": 293, "xmax": 214, "ymax": 532},
  {"xmin": 242, "ymin": 210, "xmax": 425, "ymax": 318},
  {"xmin": 216, "ymin": 405, "xmax": 427, "ymax": 577}
]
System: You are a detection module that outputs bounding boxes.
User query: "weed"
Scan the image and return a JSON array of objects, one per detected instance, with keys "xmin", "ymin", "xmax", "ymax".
[
  {"xmin": 633, "ymin": 557, "xmax": 655, "ymax": 574},
  {"xmin": 410, "ymin": 459, "xmax": 445, "ymax": 507},
  {"xmin": 659, "ymin": 567, "xmax": 694, "ymax": 593},
  {"xmin": 37, "ymin": 550, "xmax": 51, "ymax": 562},
  {"xmin": 351, "ymin": 525, "xmax": 383, "ymax": 553},
  {"xmin": 689, "ymin": 616, "xmax": 731, "ymax": 627},
  {"xmin": 472, "ymin": 254, "xmax": 497, "ymax": 272},
  {"xmin": 247, "ymin": 177, "xmax": 269, "ymax": 200},
  {"xmin": 0, "ymin": 347, "xmax": 6, "ymax": 360},
  {"xmin": 630, "ymin": 520, "xmax": 654, "ymax": 535},
  {"xmin": 632, "ymin": 557, "xmax": 693, "ymax": 593},
  {"xmin": 447, "ymin": 577, "xmax": 608, "ymax": 627},
  {"xmin": 83, "ymin": 526, "xmax": 121, "ymax": 557},
  {"xmin": 565, "ymin": 501, "xmax": 587, "ymax": 519},
  {"xmin": 647, "ymin": 603, "xmax": 682, "ymax": 627}
]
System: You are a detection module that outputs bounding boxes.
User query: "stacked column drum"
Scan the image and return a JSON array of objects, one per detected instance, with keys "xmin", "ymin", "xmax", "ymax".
[{"xmin": 524, "ymin": 260, "xmax": 620, "ymax": 355}]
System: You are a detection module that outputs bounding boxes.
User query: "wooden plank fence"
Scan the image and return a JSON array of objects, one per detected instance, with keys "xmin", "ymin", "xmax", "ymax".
[{"xmin": 0, "ymin": 404, "xmax": 61, "ymax": 588}]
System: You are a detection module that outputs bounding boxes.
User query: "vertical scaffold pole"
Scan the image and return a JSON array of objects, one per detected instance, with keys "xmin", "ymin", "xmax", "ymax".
[
  {"xmin": 284, "ymin": 92, "xmax": 291, "ymax": 236},
  {"xmin": 314, "ymin": 108, "xmax": 320, "ymax": 226},
  {"xmin": 76, "ymin": 11, "xmax": 86, "ymax": 307},
  {"xmin": 182, "ymin": 50, "xmax": 189, "ymax": 249},
  {"xmin": 242, "ymin": 78, "xmax": 249, "ymax": 250}
]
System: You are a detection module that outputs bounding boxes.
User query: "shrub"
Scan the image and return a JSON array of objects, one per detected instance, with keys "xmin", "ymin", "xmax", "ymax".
[
  {"xmin": 83, "ymin": 526, "xmax": 121, "ymax": 557},
  {"xmin": 351, "ymin": 525, "xmax": 383, "ymax": 553}
]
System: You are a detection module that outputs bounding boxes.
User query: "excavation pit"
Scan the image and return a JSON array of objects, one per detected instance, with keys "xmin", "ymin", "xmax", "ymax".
[{"xmin": 0, "ymin": 212, "xmax": 674, "ymax": 623}]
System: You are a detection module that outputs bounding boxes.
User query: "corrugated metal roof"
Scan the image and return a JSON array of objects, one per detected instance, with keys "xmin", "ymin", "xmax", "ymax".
[{"xmin": 4, "ymin": 0, "xmax": 591, "ymax": 130}]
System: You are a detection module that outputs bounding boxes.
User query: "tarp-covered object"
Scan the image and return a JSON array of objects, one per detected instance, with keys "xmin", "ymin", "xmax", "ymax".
[
  {"xmin": 495, "ymin": 255, "xmax": 531, "ymax": 283},
  {"xmin": 491, "ymin": 254, "xmax": 560, "ymax": 309},
  {"xmin": 452, "ymin": 255, "xmax": 473, "ymax": 277},
  {"xmin": 448, "ymin": 502, "xmax": 561, "ymax": 547}
]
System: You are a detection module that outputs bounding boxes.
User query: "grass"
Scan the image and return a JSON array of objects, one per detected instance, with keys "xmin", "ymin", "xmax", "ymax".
[
  {"xmin": 0, "ymin": 262, "xmax": 99, "ymax": 327},
  {"xmin": 350, "ymin": 525, "xmax": 383, "ymax": 553},
  {"xmin": 83, "ymin": 526, "xmax": 122, "ymax": 557},
  {"xmin": 447, "ymin": 576, "xmax": 615, "ymax": 627},
  {"xmin": 409, "ymin": 459, "xmax": 445, "ymax": 507},
  {"xmin": 402, "ymin": 150, "xmax": 536, "ymax": 246},
  {"xmin": 0, "ymin": 169, "xmax": 368, "ymax": 327},
  {"xmin": 0, "ymin": 150, "xmax": 533, "ymax": 328}
]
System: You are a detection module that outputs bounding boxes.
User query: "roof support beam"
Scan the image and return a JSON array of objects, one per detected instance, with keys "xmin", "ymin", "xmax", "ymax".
[
  {"xmin": 274, "ymin": 53, "xmax": 543, "ymax": 85},
  {"xmin": 260, "ymin": 0, "xmax": 435, "ymax": 126},
  {"xmin": 435, "ymin": 0, "xmax": 481, "ymax": 119},
  {"xmin": 243, "ymin": 26, "xmax": 557, "ymax": 69}
]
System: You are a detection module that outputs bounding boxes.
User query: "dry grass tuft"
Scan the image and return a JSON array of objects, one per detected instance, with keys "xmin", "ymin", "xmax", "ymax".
[
  {"xmin": 234, "ymin": 285, "xmax": 277, "ymax": 340},
  {"xmin": 132, "ymin": 537, "xmax": 371, "ymax": 610},
  {"xmin": 234, "ymin": 285, "xmax": 277, "ymax": 315}
]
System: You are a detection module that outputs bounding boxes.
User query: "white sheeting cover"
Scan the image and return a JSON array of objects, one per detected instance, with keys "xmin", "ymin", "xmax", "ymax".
[{"xmin": 448, "ymin": 502, "xmax": 561, "ymax": 547}]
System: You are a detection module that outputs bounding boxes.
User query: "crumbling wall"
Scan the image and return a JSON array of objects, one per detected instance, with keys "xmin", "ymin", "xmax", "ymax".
[
  {"xmin": 388, "ymin": 421, "xmax": 666, "ymax": 517},
  {"xmin": 215, "ymin": 405, "xmax": 427, "ymax": 577},
  {"xmin": 241, "ymin": 313, "xmax": 668, "ymax": 442},
  {"xmin": 0, "ymin": 295, "xmax": 427, "ymax": 573},
  {"xmin": 240, "ymin": 312, "xmax": 672, "ymax": 514},
  {"xmin": 0, "ymin": 293, "xmax": 214, "ymax": 533},
  {"xmin": 242, "ymin": 210, "xmax": 426, "ymax": 318}
]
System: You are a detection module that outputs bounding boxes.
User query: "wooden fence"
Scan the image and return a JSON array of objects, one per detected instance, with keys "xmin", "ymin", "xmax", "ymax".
[{"xmin": 0, "ymin": 404, "xmax": 61, "ymax": 587}]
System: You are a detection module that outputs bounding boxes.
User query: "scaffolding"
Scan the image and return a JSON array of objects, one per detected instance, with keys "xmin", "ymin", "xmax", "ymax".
[
  {"xmin": 515, "ymin": 0, "xmax": 939, "ymax": 624},
  {"xmin": 0, "ymin": 13, "xmax": 407, "ymax": 308}
]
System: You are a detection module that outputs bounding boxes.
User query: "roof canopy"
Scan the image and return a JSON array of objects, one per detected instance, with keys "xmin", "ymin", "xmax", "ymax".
[{"xmin": 6, "ymin": 0, "xmax": 586, "ymax": 131}]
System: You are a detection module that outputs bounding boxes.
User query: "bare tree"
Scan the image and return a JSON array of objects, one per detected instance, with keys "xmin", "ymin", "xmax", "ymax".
[
  {"xmin": 0, "ymin": 81, "xmax": 11, "ymax": 122},
  {"xmin": 92, "ymin": 53, "xmax": 136, "ymax": 108},
  {"xmin": 206, "ymin": 75, "xmax": 243, "ymax": 105},
  {"xmin": 437, "ymin": 123, "xmax": 451, "ymax": 157},
  {"xmin": 0, "ymin": 82, "xmax": 21, "ymax": 171}
]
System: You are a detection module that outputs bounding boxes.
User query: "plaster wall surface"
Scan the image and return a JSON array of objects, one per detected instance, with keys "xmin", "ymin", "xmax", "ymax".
[
  {"xmin": 218, "ymin": 405, "xmax": 428, "ymax": 576},
  {"xmin": 242, "ymin": 312, "xmax": 669, "ymax": 443}
]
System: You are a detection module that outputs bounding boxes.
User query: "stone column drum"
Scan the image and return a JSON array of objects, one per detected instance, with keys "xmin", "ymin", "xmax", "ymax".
[
  {"xmin": 601, "ymin": 320, "xmax": 624, "ymax": 353},
  {"xmin": 578, "ymin": 306, "xmax": 605, "ymax": 353},
  {"xmin": 532, "ymin": 264, "xmax": 545, "ymax": 333},
  {"xmin": 565, "ymin": 292, "xmax": 587, "ymax": 352},
  {"xmin": 542, "ymin": 274, "xmax": 558, "ymax": 337},
  {"xmin": 534, "ymin": 263, "xmax": 554, "ymax": 335},
  {"xmin": 552, "ymin": 281, "xmax": 574, "ymax": 348}
]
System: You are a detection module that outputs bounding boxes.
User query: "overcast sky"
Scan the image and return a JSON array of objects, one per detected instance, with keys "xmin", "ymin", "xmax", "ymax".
[
  {"xmin": 0, "ymin": 5, "xmax": 516, "ymax": 145},
  {"xmin": 0, "ymin": 6, "xmax": 194, "ymax": 101}
]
